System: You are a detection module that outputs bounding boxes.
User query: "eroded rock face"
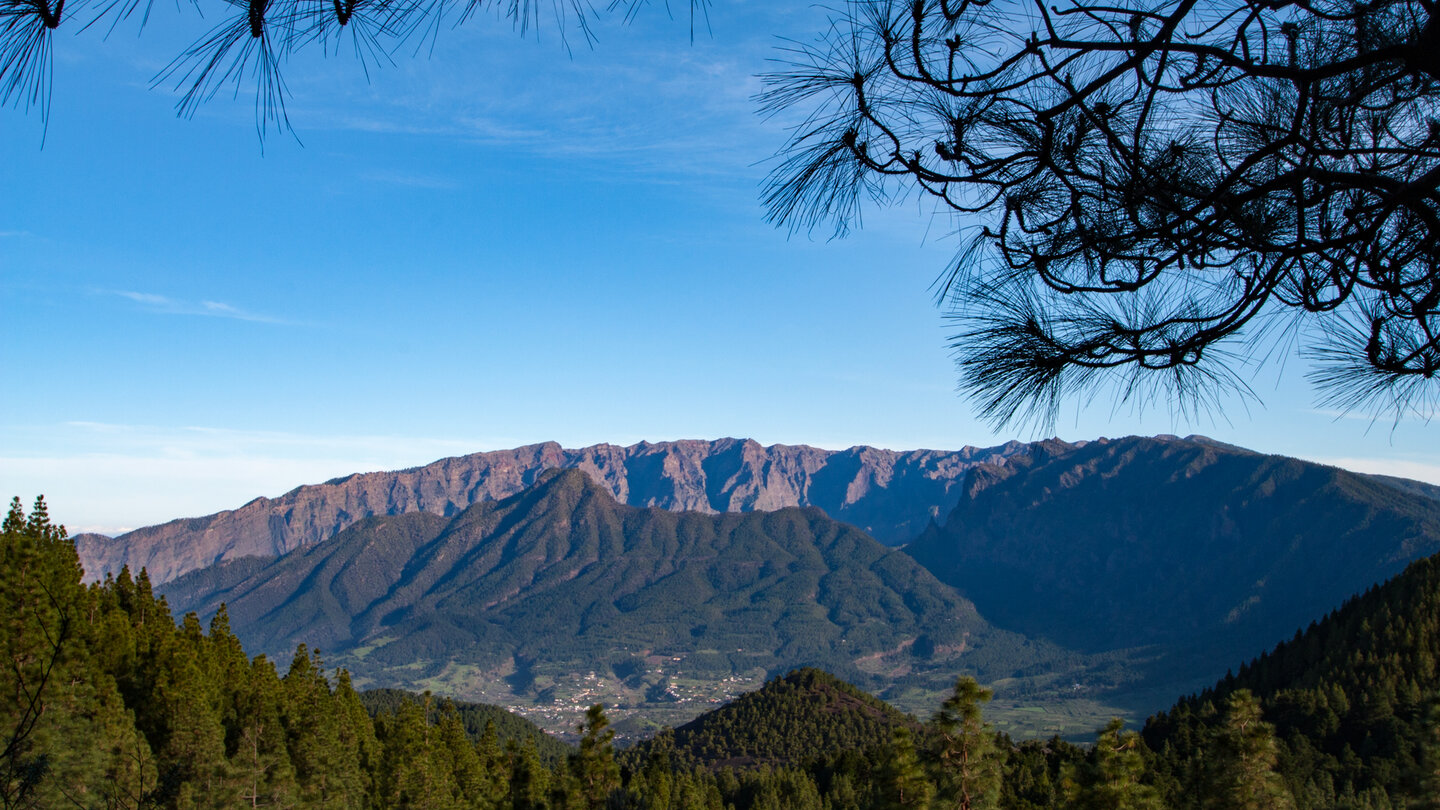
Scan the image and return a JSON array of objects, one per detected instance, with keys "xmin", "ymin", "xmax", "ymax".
[{"xmin": 74, "ymin": 437, "xmax": 1044, "ymax": 584}]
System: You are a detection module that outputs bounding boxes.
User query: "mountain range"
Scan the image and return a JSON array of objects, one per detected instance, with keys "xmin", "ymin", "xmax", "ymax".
[
  {"xmin": 158, "ymin": 467, "xmax": 1103, "ymax": 734},
  {"xmin": 86, "ymin": 434, "xmax": 1440, "ymax": 737},
  {"xmin": 75, "ymin": 438, "xmax": 1039, "ymax": 584},
  {"xmin": 20, "ymin": 469, "xmax": 1440, "ymax": 810}
]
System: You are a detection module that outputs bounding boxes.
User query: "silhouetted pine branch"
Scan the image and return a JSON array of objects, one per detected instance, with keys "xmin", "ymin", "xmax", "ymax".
[{"xmin": 762, "ymin": 0, "xmax": 1440, "ymax": 426}]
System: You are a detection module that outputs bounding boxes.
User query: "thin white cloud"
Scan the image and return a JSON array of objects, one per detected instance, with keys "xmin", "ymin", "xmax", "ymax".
[
  {"xmin": 1, "ymin": 422, "xmax": 514, "ymax": 533},
  {"xmin": 116, "ymin": 291, "xmax": 172, "ymax": 306},
  {"xmin": 284, "ymin": 14, "xmax": 787, "ymax": 183},
  {"xmin": 319, "ymin": 115, "xmax": 459, "ymax": 137},
  {"xmin": 107, "ymin": 289, "xmax": 290, "ymax": 324},
  {"xmin": 447, "ymin": 116, "xmax": 552, "ymax": 143},
  {"xmin": 1304, "ymin": 456, "xmax": 1440, "ymax": 486},
  {"xmin": 200, "ymin": 300, "xmax": 244, "ymax": 316}
]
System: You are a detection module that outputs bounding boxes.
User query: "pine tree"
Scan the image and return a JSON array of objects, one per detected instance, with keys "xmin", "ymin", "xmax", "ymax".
[
  {"xmin": 930, "ymin": 677, "xmax": 1000, "ymax": 810},
  {"xmin": 436, "ymin": 700, "xmax": 489, "ymax": 810},
  {"xmin": 571, "ymin": 705, "xmax": 621, "ymax": 810},
  {"xmin": 1062, "ymin": 719, "xmax": 1167, "ymax": 810},
  {"xmin": 631, "ymin": 749, "xmax": 674, "ymax": 810},
  {"xmin": 1410, "ymin": 701, "xmax": 1440, "ymax": 810},
  {"xmin": 93, "ymin": 714, "xmax": 159, "ymax": 810},
  {"xmin": 512, "ymin": 737, "xmax": 553, "ymax": 810},
  {"xmin": 473, "ymin": 722, "xmax": 509, "ymax": 810},
  {"xmin": 0, "ymin": 497, "xmax": 142, "ymax": 809},
  {"xmin": 876, "ymin": 727, "xmax": 933, "ymax": 810},
  {"xmin": 227, "ymin": 656, "xmax": 299, "ymax": 808},
  {"xmin": 330, "ymin": 670, "xmax": 379, "ymax": 809},
  {"xmin": 151, "ymin": 626, "xmax": 228, "ymax": 806},
  {"xmin": 1, "ymin": 497, "xmax": 71, "ymax": 808},
  {"xmin": 1198, "ymin": 690, "xmax": 1295, "ymax": 810},
  {"xmin": 378, "ymin": 694, "xmax": 471, "ymax": 810},
  {"xmin": 281, "ymin": 646, "xmax": 369, "ymax": 809}
]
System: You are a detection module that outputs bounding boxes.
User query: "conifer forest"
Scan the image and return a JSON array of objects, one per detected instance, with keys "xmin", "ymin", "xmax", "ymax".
[{"xmin": 7, "ymin": 494, "xmax": 1440, "ymax": 809}]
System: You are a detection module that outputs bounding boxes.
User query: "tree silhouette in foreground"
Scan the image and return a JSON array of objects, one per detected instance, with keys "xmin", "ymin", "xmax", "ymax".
[
  {"xmin": 762, "ymin": 0, "xmax": 1440, "ymax": 426},
  {"xmin": 0, "ymin": 0, "xmax": 707, "ymax": 136}
]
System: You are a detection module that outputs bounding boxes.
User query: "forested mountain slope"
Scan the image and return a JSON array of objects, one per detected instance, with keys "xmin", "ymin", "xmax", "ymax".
[
  {"xmin": 159, "ymin": 470, "xmax": 1101, "ymax": 731},
  {"xmin": 77, "ymin": 437, "xmax": 1038, "ymax": 584},
  {"xmin": 1144, "ymin": 547, "xmax": 1440, "ymax": 807},
  {"xmin": 904, "ymin": 435, "xmax": 1440, "ymax": 702}
]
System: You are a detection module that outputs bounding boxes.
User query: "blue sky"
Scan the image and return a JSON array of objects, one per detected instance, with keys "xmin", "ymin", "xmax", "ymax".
[{"xmin": 2, "ymin": 1, "xmax": 1436, "ymax": 534}]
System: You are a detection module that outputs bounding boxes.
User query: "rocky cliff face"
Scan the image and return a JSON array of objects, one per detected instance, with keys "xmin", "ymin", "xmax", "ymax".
[{"xmin": 74, "ymin": 437, "xmax": 1044, "ymax": 584}]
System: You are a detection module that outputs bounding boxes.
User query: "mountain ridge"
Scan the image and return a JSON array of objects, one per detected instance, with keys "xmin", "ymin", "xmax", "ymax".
[
  {"xmin": 74, "ymin": 437, "xmax": 1047, "ymax": 584},
  {"xmin": 905, "ymin": 434, "xmax": 1440, "ymax": 702},
  {"xmin": 146, "ymin": 434, "xmax": 1440, "ymax": 736}
]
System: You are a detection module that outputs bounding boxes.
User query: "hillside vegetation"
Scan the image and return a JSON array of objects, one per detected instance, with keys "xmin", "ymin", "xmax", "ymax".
[
  {"xmin": 626, "ymin": 668, "xmax": 923, "ymax": 769},
  {"xmin": 1145, "ymin": 549, "xmax": 1440, "ymax": 807},
  {"xmin": 150, "ymin": 437, "xmax": 1440, "ymax": 735},
  {"xmin": 357, "ymin": 689, "xmax": 572, "ymax": 765}
]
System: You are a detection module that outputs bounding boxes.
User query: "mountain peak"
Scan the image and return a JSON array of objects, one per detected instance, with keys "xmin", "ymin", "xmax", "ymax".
[
  {"xmin": 907, "ymin": 433, "xmax": 1440, "ymax": 701},
  {"xmin": 520, "ymin": 467, "xmax": 619, "ymax": 512}
]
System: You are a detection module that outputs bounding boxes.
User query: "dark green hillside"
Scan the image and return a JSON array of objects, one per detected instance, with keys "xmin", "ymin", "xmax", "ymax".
[
  {"xmin": 161, "ymin": 511, "xmax": 453, "ymax": 655},
  {"xmin": 626, "ymin": 668, "xmax": 922, "ymax": 769},
  {"xmin": 905, "ymin": 435, "xmax": 1440, "ymax": 701},
  {"xmin": 358, "ymin": 688, "xmax": 572, "ymax": 763},
  {"xmin": 161, "ymin": 469, "xmax": 1102, "ymax": 731},
  {"xmin": 1145, "ymin": 550, "xmax": 1440, "ymax": 807}
]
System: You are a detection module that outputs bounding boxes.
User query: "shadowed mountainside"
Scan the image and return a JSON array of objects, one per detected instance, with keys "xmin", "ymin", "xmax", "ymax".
[
  {"xmin": 904, "ymin": 435, "xmax": 1440, "ymax": 701},
  {"xmin": 77, "ymin": 438, "xmax": 1041, "ymax": 584}
]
